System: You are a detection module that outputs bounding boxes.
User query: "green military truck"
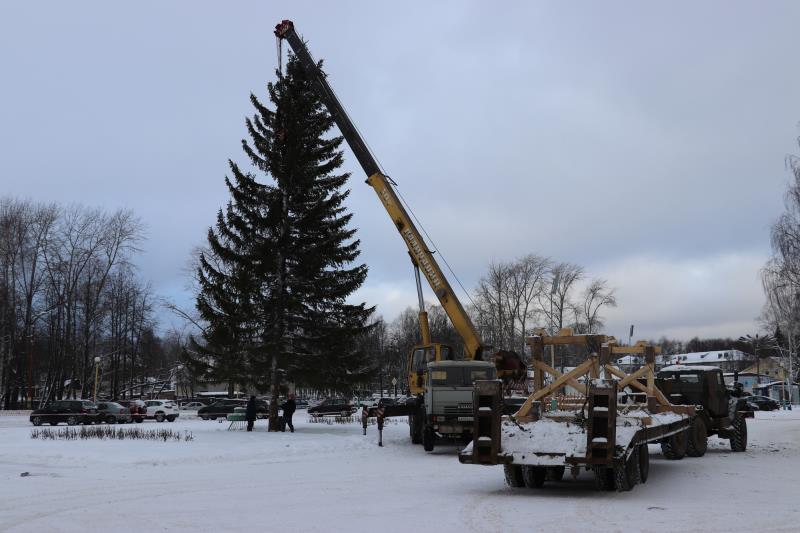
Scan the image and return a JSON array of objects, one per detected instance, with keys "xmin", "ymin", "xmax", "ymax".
[{"xmin": 655, "ymin": 365, "xmax": 753, "ymax": 457}]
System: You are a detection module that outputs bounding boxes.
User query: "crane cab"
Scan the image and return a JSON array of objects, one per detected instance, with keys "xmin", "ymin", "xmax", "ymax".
[{"xmin": 407, "ymin": 343, "xmax": 460, "ymax": 395}]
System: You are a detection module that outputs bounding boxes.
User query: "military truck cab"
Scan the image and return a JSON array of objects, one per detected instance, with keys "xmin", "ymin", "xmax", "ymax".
[
  {"xmin": 655, "ymin": 365, "xmax": 753, "ymax": 456},
  {"xmin": 420, "ymin": 361, "xmax": 496, "ymax": 452}
]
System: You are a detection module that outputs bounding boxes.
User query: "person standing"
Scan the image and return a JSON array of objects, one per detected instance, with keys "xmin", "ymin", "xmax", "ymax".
[
  {"xmin": 281, "ymin": 393, "xmax": 296, "ymax": 433},
  {"xmin": 245, "ymin": 395, "xmax": 257, "ymax": 432}
]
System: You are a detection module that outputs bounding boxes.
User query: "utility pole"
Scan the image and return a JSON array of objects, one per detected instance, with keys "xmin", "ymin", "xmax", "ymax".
[{"xmin": 93, "ymin": 356, "xmax": 101, "ymax": 402}]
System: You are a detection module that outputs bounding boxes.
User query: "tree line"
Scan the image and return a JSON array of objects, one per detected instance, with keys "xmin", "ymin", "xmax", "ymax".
[{"xmin": 0, "ymin": 198, "xmax": 174, "ymax": 409}]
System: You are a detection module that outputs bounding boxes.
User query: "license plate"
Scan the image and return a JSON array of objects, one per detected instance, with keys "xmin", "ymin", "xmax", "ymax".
[{"xmin": 457, "ymin": 416, "xmax": 473, "ymax": 421}]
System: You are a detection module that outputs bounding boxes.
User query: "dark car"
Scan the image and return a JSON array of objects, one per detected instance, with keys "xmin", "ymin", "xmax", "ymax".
[
  {"xmin": 30, "ymin": 400, "xmax": 100, "ymax": 426},
  {"xmin": 747, "ymin": 395, "xmax": 780, "ymax": 411},
  {"xmin": 294, "ymin": 398, "xmax": 309, "ymax": 410},
  {"xmin": 96, "ymin": 401, "xmax": 132, "ymax": 424},
  {"xmin": 198, "ymin": 399, "xmax": 268, "ymax": 420},
  {"xmin": 307, "ymin": 398, "xmax": 355, "ymax": 417}
]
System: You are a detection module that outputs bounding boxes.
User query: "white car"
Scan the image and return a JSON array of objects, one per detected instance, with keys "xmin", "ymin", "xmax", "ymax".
[{"xmin": 144, "ymin": 400, "xmax": 180, "ymax": 422}]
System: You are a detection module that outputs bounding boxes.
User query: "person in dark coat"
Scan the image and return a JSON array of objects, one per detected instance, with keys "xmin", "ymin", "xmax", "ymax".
[
  {"xmin": 245, "ymin": 395, "xmax": 257, "ymax": 431},
  {"xmin": 281, "ymin": 393, "xmax": 296, "ymax": 433}
]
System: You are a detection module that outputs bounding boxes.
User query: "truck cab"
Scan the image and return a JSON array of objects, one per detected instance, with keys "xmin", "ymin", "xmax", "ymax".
[{"xmin": 421, "ymin": 360, "xmax": 496, "ymax": 451}]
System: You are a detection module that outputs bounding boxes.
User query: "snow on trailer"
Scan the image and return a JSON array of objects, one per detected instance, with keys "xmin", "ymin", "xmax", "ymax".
[{"xmin": 459, "ymin": 332, "xmax": 697, "ymax": 492}]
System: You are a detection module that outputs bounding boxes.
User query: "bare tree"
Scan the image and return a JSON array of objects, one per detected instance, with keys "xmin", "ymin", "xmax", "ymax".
[
  {"xmin": 581, "ymin": 278, "xmax": 617, "ymax": 334},
  {"xmin": 762, "ymin": 136, "xmax": 800, "ymax": 384},
  {"xmin": 507, "ymin": 255, "xmax": 550, "ymax": 354},
  {"xmin": 473, "ymin": 261, "xmax": 513, "ymax": 350},
  {"xmin": 761, "ymin": 260, "xmax": 800, "ymax": 382},
  {"xmin": 539, "ymin": 262, "xmax": 584, "ymax": 332}
]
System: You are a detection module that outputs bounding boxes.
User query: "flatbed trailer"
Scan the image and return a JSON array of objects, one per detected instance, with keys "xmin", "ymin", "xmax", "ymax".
[{"xmin": 459, "ymin": 333, "xmax": 697, "ymax": 491}]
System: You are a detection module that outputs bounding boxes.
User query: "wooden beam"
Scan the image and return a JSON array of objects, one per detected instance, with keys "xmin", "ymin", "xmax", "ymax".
[
  {"xmin": 531, "ymin": 360, "xmax": 588, "ymax": 396},
  {"xmin": 617, "ymin": 365, "xmax": 650, "ymax": 388},
  {"xmin": 604, "ymin": 365, "xmax": 670, "ymax": 406},
  {"xmin": 610, "ymin": 345, "xmax": 662, "ymax": 355},
  {"xmin": 516, "ymin": 357, "xmax": 595, "ymax": 419}
]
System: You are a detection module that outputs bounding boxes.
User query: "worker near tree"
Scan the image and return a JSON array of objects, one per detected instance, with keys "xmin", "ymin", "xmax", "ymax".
[
  {"xmin": 245, "ymin": 395, "xmax": 257, "ymax": 432},
  {"xmin": 281, "ymin": 393, "xmax": 296, "ymax": 433}
]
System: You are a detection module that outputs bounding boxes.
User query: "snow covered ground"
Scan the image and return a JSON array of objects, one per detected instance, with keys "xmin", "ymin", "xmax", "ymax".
[{"xmin": 1, "ymin": 410, "xmax": 799, "ymax": 532}]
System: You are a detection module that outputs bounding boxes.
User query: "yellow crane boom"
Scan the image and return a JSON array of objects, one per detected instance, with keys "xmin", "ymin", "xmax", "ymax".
[{"xmin": 275, "ymin": 20, "xmax": 484, "ymax": 366}]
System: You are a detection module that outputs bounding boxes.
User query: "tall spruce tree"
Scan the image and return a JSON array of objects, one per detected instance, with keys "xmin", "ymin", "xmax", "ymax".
[{"xmin": 192, "ymin": 55, "xmax": 374, "ymax": 428}]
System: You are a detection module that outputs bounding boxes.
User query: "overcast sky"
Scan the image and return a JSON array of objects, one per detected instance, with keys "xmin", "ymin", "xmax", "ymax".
[{"xmin": 2, "ymin": 1, "xmax": 799, "ymax": 343}]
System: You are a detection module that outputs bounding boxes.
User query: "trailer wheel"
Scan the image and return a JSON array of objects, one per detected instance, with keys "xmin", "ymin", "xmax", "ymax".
[
  {"xmin": 730, "ymin": 415, "xmax": 747, "ymax": 452},
  {"xmin": 614, "ymin": 448, "xmax": 640, "ymax": 492},
  {"xmin": 423, "ymin": 426, "xmax": 435, "ymax": 452},
  {"xmin": 686, "ymin": 417, "xmax": 708, "ymax": 457},
  {"xmin": 638, "ymin": 444, "xmax": 649, "ymax": 483},
  {"xmin": 504, "ymin": 464, "xmax": 525, "ymax": 488},
  {"xmin": 522, "ymin": 466, "xmax": 546, "ymax": 488},
  {"xmin": 593, "ymin": 466, "xmax": 615, "ymax": 491},
  {"xmin": 661, "ymin": 430, "xmax": 687, "ymax": 460},
  {"xmin": 546, "ymin": 465, "xmax": 565, "ymax": 482}
]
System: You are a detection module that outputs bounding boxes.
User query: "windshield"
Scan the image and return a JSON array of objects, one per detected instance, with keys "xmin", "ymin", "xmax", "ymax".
[{"xmin": 429, "ymin": 366, "xmax": 496, "ymax": 387}]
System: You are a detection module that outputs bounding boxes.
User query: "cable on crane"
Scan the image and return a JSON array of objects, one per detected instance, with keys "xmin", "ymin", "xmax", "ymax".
[
  {"xmin": 273, "ymin": 31, "xmax": 475, "ymax": 308},
  {"xmin": 392, "ymin": 186, "xmax": 477, "ymax": 309}
]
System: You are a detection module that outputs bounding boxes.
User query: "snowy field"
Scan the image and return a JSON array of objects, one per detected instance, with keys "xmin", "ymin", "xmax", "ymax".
[{"xmin": 1, "ymin": 410, "xmax": 799, "ymax": 533}]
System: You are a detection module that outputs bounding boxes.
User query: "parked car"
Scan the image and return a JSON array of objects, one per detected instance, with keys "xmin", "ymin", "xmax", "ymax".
[
  {"xmin": 96, "ymin": 401, "xmax": 132, "ymax": 424},
  {"xmin": 116, "ymin": 399, "xmax": 146, "ymax": 423},
  {"xmin": 307, "ymin": 398, "xmax": 356, "ymax": 417},
  {"xmin": 143, "ymin": 399, "xmax": 180, "ymax": 422},
  {"xmin": 369, "ymin": 397, "xmax": 396, "ymax": 408},
  {"xmin": 747, "ymin": 395, "xmax": 780, "ymax": 411},
  {"xmin": 180, "ymin": 401, "xmax": 206, "ymax": 410},
  {"xmin": 30, "ymin": 400, "xmax": 100, "ymax": 426},
  {"xmin": 294, "ymin": 398, "xmax": 309, "ymax": 410}
]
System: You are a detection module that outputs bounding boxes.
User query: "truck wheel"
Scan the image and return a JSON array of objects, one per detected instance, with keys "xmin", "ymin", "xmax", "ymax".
[
  {"xmin": 638, "ymin": 444, "xmax": 649, "ymax": 483},
  {"xmin": 408, "ymin": 415, "xmax": 422, "ymax": 444},
  {"xmin": 504, "ymin": 465, "xmax": 525, "ymax": 488},
  {"xmin": 522, "ymin": 466, "xmax": 547, "ymax": 488},
  {"xmin": 730, "ymin": 415, "xmax": 747, "ymax": 452},
  {"xmin": 661, "ymin": 430, "xmax": 687, "ymax": 460},
  {"xmin": 546, "ymin": 466, "xmax": 565, "ymax": 481},
  {"xmin": 414, "ymin": 413, "xmax": 425, "ymax": 444},
  {"xmin": 686, "ymin": 417, "xmax": 708, "ymax": 457},
  {"xmin": 593, "ymin": 466, "xmax": 615, "ymax": 491},
  {"xmin": 423, "ymin": 426, "xmax": 435, "ymax": 452}
]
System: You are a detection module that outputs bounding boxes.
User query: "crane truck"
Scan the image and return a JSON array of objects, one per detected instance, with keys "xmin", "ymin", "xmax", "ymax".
[{"xmin": 274, "ymin": 20, "xmax": 523, "ymax": 450}]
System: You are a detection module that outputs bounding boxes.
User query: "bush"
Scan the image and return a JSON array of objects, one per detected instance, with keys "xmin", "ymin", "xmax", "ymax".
[{"xmin": 31, "ymin": 426, "xmax": 193, "ymax": 442}]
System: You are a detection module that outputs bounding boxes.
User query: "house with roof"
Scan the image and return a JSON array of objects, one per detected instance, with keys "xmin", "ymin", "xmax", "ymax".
[{"xmin": 660, "ymin": 349, "xmax": 751, "ymax": 373}]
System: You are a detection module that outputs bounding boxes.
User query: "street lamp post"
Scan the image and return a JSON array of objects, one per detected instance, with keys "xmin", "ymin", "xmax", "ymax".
[{"xmin": 93, "ymin": 356, "xmax": 101, "ymax": 402}]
